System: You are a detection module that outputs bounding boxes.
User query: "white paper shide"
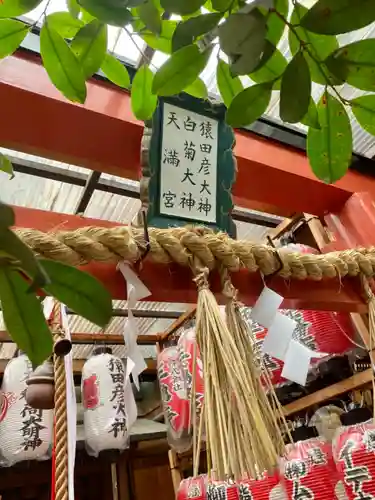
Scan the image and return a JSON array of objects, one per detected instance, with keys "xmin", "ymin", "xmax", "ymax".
[{"xmin": 160, "ymin": 102, "xmax": 218, "ymax": 224}]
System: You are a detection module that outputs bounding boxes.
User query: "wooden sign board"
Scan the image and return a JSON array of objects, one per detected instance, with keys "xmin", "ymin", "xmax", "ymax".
[{"xmin": 140, "ymin": 96, "xmax": 236, "ymax": 237}]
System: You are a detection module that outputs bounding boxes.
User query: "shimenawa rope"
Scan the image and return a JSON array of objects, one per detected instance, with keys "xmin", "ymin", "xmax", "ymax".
[{"xmin": 14, "ymin": 226, "xmax": 375, "ymax": 280}]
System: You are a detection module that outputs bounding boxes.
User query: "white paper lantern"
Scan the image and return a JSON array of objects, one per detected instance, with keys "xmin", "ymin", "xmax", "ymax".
[
  {"xmin": 0, "ymin": 354, "xmax": 53, "ymax": 466},
  {"xmin": 82, "ymin": 348, "xmax": 131, "ymax": 457}
]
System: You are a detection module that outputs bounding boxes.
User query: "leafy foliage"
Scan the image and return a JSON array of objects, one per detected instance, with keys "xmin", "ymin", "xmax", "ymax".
[
  {"xmin": 0, "ymin": 203, "xmax": 113, "ymax": 366},
  {"xmin": 2, "ymin": 0, "xmax": 375, "ymax": 183},
  {"xmin": 0, "ymin": 20, "xmax": 29, "ymax": 59},
  {"xmin": 0, "ymin": 267, "xmax": 53, "ymax": 367},
  {"xmin": 131, "ymin": 64, "xmax": 157, "ymax": 120},
  {"xmin": 280, "ymin": 51, "xmax": 311, "ymax": 124},
  {"xmin": 101, "ymin": 53, "xmax": 130, "ymax": 88},
  {"xmin": 152, "ymin": 44, "xmax": 211, "ymax": 96},
  {"xmin": 307, "ymin": 92, "xmax": 352, "ymax": 184},
  {"xmin": 0, "ymin": 154, "xmax": 14, "ymax": 179}
]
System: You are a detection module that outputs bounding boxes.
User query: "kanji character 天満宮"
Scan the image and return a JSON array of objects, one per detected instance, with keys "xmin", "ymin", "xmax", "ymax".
[
  {"xmin": 163, "ymin": 148, "xmax": 180, "ymax": 167},
  {"xmin": 167, "ymin": 111, "xmax": 180, "ymax": 129},
  {"xmin": 163, "ymin": 191, "xmax": 177, "ymax": 208}
]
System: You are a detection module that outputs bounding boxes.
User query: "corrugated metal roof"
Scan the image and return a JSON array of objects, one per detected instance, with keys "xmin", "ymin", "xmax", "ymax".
[
  {"xmin": 0, "ymin": 148, "xmax": 273, "ymax": 359},
  {"xmin": 23, "ymin": 1, "xmax": 375, "ymax": 158}
]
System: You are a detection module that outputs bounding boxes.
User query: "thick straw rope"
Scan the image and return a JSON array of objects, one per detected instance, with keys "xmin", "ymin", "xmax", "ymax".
[
  {"xmin": 15, "ymin": 226, "xmax": 375, "ymax": 279},
  {"xmin": 51, "ymin": 305, "xmax": 68, "ymax": 500}
]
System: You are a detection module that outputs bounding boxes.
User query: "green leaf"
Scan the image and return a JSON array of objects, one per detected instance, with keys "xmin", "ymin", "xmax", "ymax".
[
  {"xmin": 137, "ymin": 0, "xmax": 161, "ymax": 34},
  {"xmin": 0, "ymin": 202, "xmax": 14, "ymax": 229},
  {"xmin": 263, "ymin": 0, "xmax": 288, "ymax": 46},
  {"xmin": 67, "ymin": 0, "xmax": 81, "ymax": 18},
  {"xmin": 40, "ymin": 23, "xmax": 87, "ymax": 104},
  {"xmin": 40, "ymin": 259, "xmax": 112, "ymax": 328},
  {"xmin": 0, "ymin": 267, "xmax": 53, "ymax": 366},
  {"xmin": 350, "ymin": 95, "xmax": 375, "ymax": 137},
  {"xmin": 184, "ymin": 77, "xmax": 207, "ymax": 99},
  {"xmin": 289, "ymin": 2, "xmax": 340, "ymax": 86},
  {"xmin": 280, "ymin": 51, "xmax": 311, "ymax": 124},
  {"xmin": 219, "ymin": 11, "xmax": 266, "ymax": 75},
  {"xmin": 172, "ymin": 13, "xmax": 221, "ymax": 53},
  {"xmin": 325, "ymin": 39, "xmax": 375, "ymax": 92},
  {"xmin": 211, "ymin": 0, "xmax": 232, "ymax": 11},
  {"xmin": 249, "ymin": 48, "xmax": 287, "ymax": 90},
  {"xmin": 0, "ymin": 228, "xmax": 49, "ymax": 290},
  {"xmin": 226, "ymin": 83, "xmax": 272, "ymax": 128},
  {"xmin": 307, "ymin": 91, "xmax": 352, "ymax": 184},
  {"xmin": 101, "ymin": 53, "xmax": 130, "ymax": 88},
  {"xmin": 78, "ymin": 0, "xmax": 133, "ymax": 26},
  {"xmin": 81, "ymin": 8, "xmax": 96, "ymax": 23},
  {"xmin": 160, "ymin": 0, "xmax": 205, "ymax": 15},
  {"xmin": 0, "ymin": 20, "xmax": 29, "ymax": 60},
  {"xmin": 301, "ymin": 98, "xmax": 321, "ymax": 130},
  {"xmin": 46, "ymin": 12, "xmax": 83, "ymax": 38},
  {"xmin": 152, "ymin": 44, "xmax": 211, "ymax": 96},
  {"xmin": 0, "ymin": 0, "xmax": 42, "ymax": 17},
  {"xmin": 131, "ymin": 65, "xmax": 157, "ymax": 120},
  {"xmin": 300, "ymin": 0, "xmax": 375, "ymax": 36},
  {"xmin": 141, "ymin": 20, "xmax": 177, "ymax": 54},
  {"xmin": 216, "ymin": 58, "xmax": 243, "ymax": 108},
  {"xmin": 219, "ymin": 11, "xmax": 265, "ymax": 57},
  {"xmin": 71, "ymin": 19, "xmax": 107, "ymax": 79},
  {"xmin": 0, "ymin": 153, "xmax": 14, "ymax": 179},
  {"xmin": 128, "ymin": 0, "xmax": 148, "ymax": 6}
]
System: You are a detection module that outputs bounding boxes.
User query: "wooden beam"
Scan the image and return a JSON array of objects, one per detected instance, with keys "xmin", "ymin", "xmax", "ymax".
[
  {"xmin": 3, "ymin": 52, "xmax": 375, "ymax": 215},
  {"xmin": 0, "ymin": 358, "xmax": 157, "ymax": 374},
  {"xmin": 0, "ymin": 331, "xmax": 159, "ymax": 345},
  {"xmin": 158, "ymin": 306, "xmax": 197, "ymax": 343},
  {"xmin": 12, "ymin": 206, "xmax": 367, "ymax": 312},
  {"xmin": 283, "ymin": 369, "xmax": 372, "ymax": 417}
]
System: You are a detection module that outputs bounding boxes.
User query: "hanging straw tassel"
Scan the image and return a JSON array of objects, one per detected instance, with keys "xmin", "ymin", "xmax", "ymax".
[
  {"xmin": 50, "ymin": 303, "xmax": 71, "ymax": 500},
  {"xmin": 192, "ymin": 261, "xmax": 285, "ymax": 482},
  {"xmin": 361, "ymin": 276, "xmax": 375, "ymax": 422},
  {"xmin": 222, "ymin": 268, "xmax": 293, "ymax": 449}
]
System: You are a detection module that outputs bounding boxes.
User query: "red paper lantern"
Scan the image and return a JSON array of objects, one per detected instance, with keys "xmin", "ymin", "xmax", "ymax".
[
  {"xmin": 280, "ymin": 437, "xmax": 340, "ymax": 500},
  {"xmin": 207, "ymin": 480, "xmax": 239, "ymax": 500},
  {"xmin": 239, "ymin": 472, "xmax": 286, "ymax": 499},
  {"xmin": 177, "ymin": 475, "xmax": 207, "ymax": 500},
  {"xmin": 157, "ymin": 346, "xmax": 191, "ymax": 452},
  {"xmin": 178, "ymin": 327, "xmax": 204, "ymax": 414},
  {"xmin": 332, "ymin": 421, "xmax": 375, "ymax": 500}
]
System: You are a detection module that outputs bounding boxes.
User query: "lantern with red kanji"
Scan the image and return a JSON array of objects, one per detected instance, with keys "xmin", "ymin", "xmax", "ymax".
[
  {"xmin": 207, "ymin": 480, "xmax": 239, "ymax": 500},
  {"xmin": 280, "ymin": 428, "xmax": 341, "ymax": 500},
  {"xmin": 82, "ymin": 347, "xmax": 131, "ymax": 457},
  {"xmin": 0, "ymin": 354, "xmax": 53, "ymax": 466},
  {"xmin": 178, "ymin": 327, "xmax": 204, "ymax": 417},
  {"xmin": 239, "ymin": 471, "xmax": 287, "ymax": 500},
  {"xmin": 332, "ymin": 407, "xmax": 375, "ymax": 500},
  {"xmin": 177, "ymin": 475, "xmax": 207, "ymax": 500},
  {"xmin": 157, "ymin": 346, "xmax": 191, "ymax": 452}
]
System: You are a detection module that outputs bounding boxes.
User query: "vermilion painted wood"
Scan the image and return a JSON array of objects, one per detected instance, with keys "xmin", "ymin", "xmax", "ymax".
[
  {"xmin": 2, "ymin": 52, "xmax": 375, "ymax": 215},
  {"xmin": 324, "ymin": 192, "xmax": 375, "ymax": 252},
  {"xmin": 13, "ymin": 206, "xmax": 366, "ymax": 312}
]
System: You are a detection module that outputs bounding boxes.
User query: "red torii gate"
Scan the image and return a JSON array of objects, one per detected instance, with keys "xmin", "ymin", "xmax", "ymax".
[{"xmin": 3, "ymin": 50, "xmax": 375, "ymax": 313}]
